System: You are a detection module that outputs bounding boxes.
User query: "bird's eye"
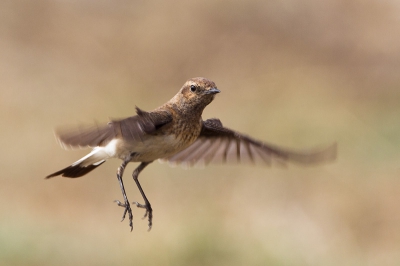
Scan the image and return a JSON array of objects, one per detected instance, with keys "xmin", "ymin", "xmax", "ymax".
[{"xmin": 190, "ymin": 85, "xmax": 197, "ymax": 92}]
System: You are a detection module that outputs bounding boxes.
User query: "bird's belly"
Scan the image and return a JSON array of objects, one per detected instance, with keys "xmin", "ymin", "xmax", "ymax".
[{"xmin": 115, "ymin": 134, "xmax": 194, "ymax": 162}]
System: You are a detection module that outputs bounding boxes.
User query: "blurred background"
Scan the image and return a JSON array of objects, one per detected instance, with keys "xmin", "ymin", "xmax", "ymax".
[{"xmin": 1, "ymin": 0, "xmax": 400, "ymax": 265}]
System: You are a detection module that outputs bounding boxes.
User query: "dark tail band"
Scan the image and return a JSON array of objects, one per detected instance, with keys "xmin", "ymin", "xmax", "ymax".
[{"xmin": 46, "ymin": 161, "xmax": 105, "ymax": 179}]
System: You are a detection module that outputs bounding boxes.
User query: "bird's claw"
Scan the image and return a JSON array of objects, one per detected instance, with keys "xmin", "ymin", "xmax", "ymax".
[
  {"xmin": 133, "ymin": 201, "xmax": 153, "ymax": 231},
  {"xmin": 114, "ymin": 200, "xmax": 133, "ymax": 231}
]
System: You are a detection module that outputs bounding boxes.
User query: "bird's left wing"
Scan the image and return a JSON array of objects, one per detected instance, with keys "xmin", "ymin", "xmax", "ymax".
[{"xmin": 161, "ymin": 118, "xmax": 337, "ymax": 167}]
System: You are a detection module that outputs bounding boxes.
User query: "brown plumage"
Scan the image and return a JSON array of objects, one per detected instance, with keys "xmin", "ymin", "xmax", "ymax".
[{"xmin": 46, "ymin": 77, "xmax": 336, "ymax": 231}]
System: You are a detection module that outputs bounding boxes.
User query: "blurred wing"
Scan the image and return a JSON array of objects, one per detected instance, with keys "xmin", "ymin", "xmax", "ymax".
[
  {"xmin": 161, "ymin": 118, "xmax": 337, "ymax": 167},
  {"xmin": 118, "ymin": 108, "xmax": 172, "ymax": 142},
  {"xmin": 55, "ymin": 108, "xmax": 172, "ymax": 149},
  {"xmin": 55, "ymin": 122, "xmax": 116, "ymax": 150}
]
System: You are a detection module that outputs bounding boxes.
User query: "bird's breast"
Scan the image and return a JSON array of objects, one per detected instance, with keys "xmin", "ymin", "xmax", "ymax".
[
  {"xmin": 113, "ymin": 129, "xmax": 200, "ymax": 162},
  {"xmin": 172, "ymin": 120, "xmax": 202, "ymax": 147}
]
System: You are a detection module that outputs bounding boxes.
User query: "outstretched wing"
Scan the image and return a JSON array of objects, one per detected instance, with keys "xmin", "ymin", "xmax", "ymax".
[
  {"xmin": 54, "ymin": 122, "xmax": 116, "ymax": 150},
  {"xmin": 55, "ymin": 107, "xmax": 172, "ymax": 150},
  {"xmin": 161, "ymin": 118, "xmax": 337, "ymax": 167}
]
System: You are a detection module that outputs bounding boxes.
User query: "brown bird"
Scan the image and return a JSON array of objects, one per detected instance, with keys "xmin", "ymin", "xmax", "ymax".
[{"xmin": 46, "ymin": 77, "xmax": 336, "ymax": 231}]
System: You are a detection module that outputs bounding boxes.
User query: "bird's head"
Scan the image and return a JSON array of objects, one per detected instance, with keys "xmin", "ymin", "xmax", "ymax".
[{"xmin": 171, "ymin": 77, "xmax": 220, "ymax": 113}]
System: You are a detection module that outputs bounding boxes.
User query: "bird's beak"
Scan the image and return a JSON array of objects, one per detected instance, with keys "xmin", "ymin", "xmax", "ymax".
[{"xmin": 205, "ymin": 87, "xmax": 220, "ymax": 94}]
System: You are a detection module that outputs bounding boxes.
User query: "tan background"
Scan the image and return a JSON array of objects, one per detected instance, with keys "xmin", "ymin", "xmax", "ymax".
[{"xmin": 1, "ymin": 0, "xmax": 400, "ymax": 265}]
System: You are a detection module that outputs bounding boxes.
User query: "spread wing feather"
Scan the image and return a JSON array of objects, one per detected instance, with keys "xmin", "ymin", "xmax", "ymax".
[
  {"xmin": 55, "ymin": 122, "xmax": 116, "ymax": 150},
  {"xmin": 162, "ymin": 118, "xmax": 337, "ymax": 167},
  {"xmin": 55, "ymin": 108, "xmax": 172, "ymax": 150}
]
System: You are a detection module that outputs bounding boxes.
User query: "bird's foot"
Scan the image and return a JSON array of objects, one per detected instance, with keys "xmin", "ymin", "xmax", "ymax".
[
  {"xmin": 133, "ymin": 201, "xmax": 152, "ymax": 231},
  {"xmin": 114, "ymin": 200, "xmax": 133, "ymax": 231}
]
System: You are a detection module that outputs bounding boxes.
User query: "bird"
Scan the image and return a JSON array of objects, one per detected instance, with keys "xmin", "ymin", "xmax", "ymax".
[{"xmin": 46, "ymin": 77, "xmax": 337, "ymax": 231}]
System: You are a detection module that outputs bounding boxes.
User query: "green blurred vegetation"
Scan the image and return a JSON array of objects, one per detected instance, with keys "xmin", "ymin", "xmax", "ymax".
[{"xmin": 1, "ymin": 0, "xmax": 400, "ymax": 265}]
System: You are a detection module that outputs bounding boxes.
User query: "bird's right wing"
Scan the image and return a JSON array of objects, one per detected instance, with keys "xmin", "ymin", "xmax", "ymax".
[
  {"xmin": 55, "ymin": 107, "xmax": 172, "ymax": 150},
  {"xmin": 161, "ymin": 118, "xmax": 337, "ymax": 167},
  {"xmin": 54, "ymin": 122, "xmax": 116, "ymax": 150}
]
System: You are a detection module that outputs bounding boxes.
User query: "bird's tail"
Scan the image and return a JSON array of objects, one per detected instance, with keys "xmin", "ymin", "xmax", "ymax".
[{"xmin": 46, "ymin": 148, "xmax": 108, "ymax": 178}]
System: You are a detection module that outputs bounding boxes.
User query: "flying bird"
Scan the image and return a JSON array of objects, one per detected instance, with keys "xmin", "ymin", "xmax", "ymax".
[{"xmin": 46, "ymin": 77, "xmax": 336, "ymax": 231}]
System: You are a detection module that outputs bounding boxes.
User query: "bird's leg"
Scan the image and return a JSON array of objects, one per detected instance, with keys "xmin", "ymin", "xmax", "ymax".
[
  {"xmin": 131, "ymin": 161, "xmax": 153, "ymax": 231},
  {"xmin": 114, "ymin": 158, "xmax": 134, "ymax": 231}
]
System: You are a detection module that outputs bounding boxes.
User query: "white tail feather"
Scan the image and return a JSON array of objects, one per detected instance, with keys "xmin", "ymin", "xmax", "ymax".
[{"xmin": 71, "ymin": 147, "xmax": 109, "ymax": 167}]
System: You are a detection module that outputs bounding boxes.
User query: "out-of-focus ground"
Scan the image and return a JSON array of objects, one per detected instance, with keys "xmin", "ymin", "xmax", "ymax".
[{"xmin": 1, "ymin": 0, "xmax": 400, "ymax": 265}]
